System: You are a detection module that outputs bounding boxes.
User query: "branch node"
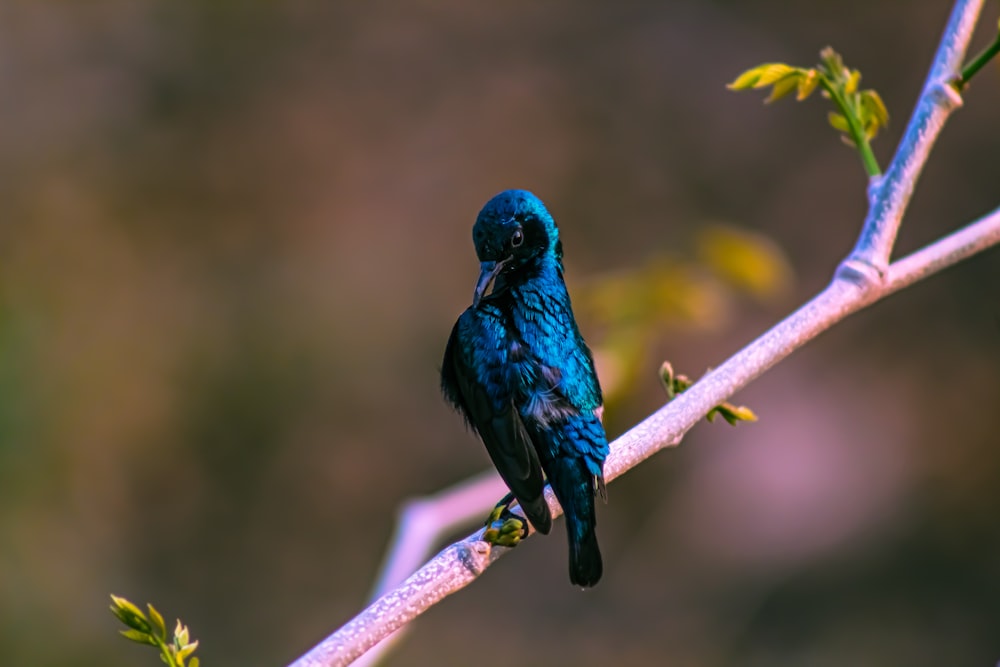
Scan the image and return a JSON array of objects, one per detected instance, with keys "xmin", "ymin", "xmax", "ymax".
[
  {"xmin": 835, "ymin": 257, "xmax": 885, "ymax": 289},
  {"xmin": 930, "ymin": 80, "xmax": 964, "ymax": 110},
  {"xmin": 866, "ymin": 174, "xmax": 886, "ymax": 202},
  {"xmin": 458, "ymin": 540, "xmax": 492, "ymax": 576}
]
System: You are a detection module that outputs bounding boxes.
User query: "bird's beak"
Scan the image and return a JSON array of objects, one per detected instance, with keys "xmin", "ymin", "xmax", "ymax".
[{"xmin": 473, "ymin": 258, "xmax": 510, "ymax": 307}]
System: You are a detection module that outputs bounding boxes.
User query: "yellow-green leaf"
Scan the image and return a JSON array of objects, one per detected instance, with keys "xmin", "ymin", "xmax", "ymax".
[
  {"xmin": 860, "ymin": 89, "xmax": 889, "ymax": 135},
  {"xmin": 175, "ymin": 620, "xmax": 189, "ymax": 647},
  {"xmin": 869, "ymin": 90, "xmax": 889, "ymax": 125},
  {"xmin": 176, "ymin": 640, "xmax": 200, "ymax": 662},
  {"xmin": 120, "ymin": 629, "xmax": 157, "ymax": 646},
  {"xmin": 110, "ymin": 595, "xmax": 145, "ymax": 621},
  {"xmin": 844, "ymin": 69, "xmax": 861, "ymax": 95},
  {"xmin": 796, "ymin": 69, "xmax": 820, "ymax": 100},
  {"xmin": 727, "ymin": 66, "xmax": 766, "ymax": 90},
  {"xmin": 728, "ymin": 405, "xmax": 759, "ymax": 422},
  {"xmin": 752, "ymin": 63, "xmax": 796, "ymax": 87},
  {"xmin": 109, "ymin": 595, "xmax": 152, "ymax": 633},
  {"xmin": 147, "ymin": 604, "xmax": 167, "ymax": 640},
  {"xmin": 707, "ymin": 403, "xmax": 757, "ymax": 426},
  {"xmin": 659, "ymin": 361, "xmax": 677, "ymax": 398},
  {"xmin": 827, "ymin": 111, "xmax": 850, "ymax": 133},
  {"xmin": 766, "ymin": 72, "xmax": 800, "ymax": 102},
  {"xmin": 727, "ymin": 63, "xmax": 795, "ymax": 90}
]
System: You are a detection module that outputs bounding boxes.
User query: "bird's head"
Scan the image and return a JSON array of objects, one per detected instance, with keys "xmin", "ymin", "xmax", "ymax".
[{"xmin": 471, "ymin": 189, "xmax": 560, "ymax": 307}]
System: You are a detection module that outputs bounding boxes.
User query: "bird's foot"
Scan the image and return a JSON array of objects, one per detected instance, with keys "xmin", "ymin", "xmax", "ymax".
[{"xmin": 482, "ymin": 496, "xmax": 528, "ymax": 547}]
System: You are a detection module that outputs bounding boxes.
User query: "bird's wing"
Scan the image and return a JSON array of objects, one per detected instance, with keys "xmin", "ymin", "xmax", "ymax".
[{"xmin": 441, "ymin": 308, "xmax": 552, "ymax": 534}]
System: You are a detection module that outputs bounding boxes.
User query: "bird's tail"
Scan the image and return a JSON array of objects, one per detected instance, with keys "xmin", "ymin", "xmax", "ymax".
[{"xmin": 548, "ymin": 456, "xmax": 603, "ymax": 587}]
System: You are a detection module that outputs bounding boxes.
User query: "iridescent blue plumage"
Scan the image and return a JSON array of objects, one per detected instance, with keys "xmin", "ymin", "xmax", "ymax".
[{"xmin": 442, "ymin": 189, "xmax": 609, "ymax": 587}]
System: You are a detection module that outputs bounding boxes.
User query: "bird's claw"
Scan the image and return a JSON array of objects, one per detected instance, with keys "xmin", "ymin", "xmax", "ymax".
[{"xmin": 482, "ymin": 503, "xmax": 528, "ymax": 547}]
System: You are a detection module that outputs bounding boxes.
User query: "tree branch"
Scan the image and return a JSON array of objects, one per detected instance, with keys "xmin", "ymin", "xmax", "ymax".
[
  {"xmin": 844, "ymin": 0, "xmax": 982, "ymax": 276},
  {"xmin": 887, "ymin": 205, "xmax": 1000, "ymax": 291},
  {"xmin": 287, "ymin": 2, "xmax": 996, "ymax": 665},
  {"xmin": 350, "ymin": 472, "xmax": 507, "ymax": 667}
]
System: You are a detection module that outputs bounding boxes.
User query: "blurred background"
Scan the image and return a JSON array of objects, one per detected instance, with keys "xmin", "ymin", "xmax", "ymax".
[{"xmin": 2, "ymin": 1, "xmax": 999, "ymax": 665}]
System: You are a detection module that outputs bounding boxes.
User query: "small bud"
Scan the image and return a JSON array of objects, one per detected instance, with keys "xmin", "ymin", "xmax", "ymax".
[
  {"xmin": 175, "ymin": 620, "xmax": 189, "ymax": 647},
  {"xmin": 109, "ymin": 595, "xmax": 153, "ymax": 634},
  {"xmin": 147, "ymin": 604, "xmax": 167, "ymax": 640}
]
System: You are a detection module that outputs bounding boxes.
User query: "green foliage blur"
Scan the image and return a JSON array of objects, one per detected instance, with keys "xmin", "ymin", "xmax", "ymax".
[
  {"xmin": 576, "ymin": 223, "xmax": 792, "ymax": 406},
  {"xmin": 2, "ymin": 2, "xmax": 999, "ymax": 667}
]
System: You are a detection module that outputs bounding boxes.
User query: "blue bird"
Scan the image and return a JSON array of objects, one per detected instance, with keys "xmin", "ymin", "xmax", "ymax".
[{"xmin": 441, "ymin": 189, "xmax": 609, "ymax": 587}]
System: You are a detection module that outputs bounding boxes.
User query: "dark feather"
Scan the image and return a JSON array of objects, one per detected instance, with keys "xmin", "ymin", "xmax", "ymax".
[
  {"xmin": 442, "ymin": 315, "xmax": 552, "ymax": 535},
  {"xmin": 543, "ymin": 446, "xmax": 602, "ymax": 588}
]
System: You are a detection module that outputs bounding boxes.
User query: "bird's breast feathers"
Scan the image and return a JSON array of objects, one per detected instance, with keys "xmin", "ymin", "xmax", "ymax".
[{"xmin": 457, "ymin": 296, "xmax": 600, "ymax": 425}]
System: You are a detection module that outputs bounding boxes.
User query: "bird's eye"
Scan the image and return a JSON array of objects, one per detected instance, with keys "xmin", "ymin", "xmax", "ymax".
[{"xmin": 511, "ymin": 229, "xmax": 524, "ymax": 248}]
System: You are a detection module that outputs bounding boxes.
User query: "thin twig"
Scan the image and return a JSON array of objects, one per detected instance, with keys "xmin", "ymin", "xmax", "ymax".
[
  {"xmin": 954, "ymin": 29, "xmax": 1000, "ymax": 89},
  {"xmin": 886, "ymin": 205, "xmax": 1000, "ymax": 291},
  {"xmin": 816, "ymin": 76, "xmax": 882, "ymax": 178}
]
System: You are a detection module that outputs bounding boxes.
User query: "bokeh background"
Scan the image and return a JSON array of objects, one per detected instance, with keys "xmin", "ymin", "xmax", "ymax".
[{"xmin": 2, "ymin": 1, "xmax": 999, "ymax": 665}]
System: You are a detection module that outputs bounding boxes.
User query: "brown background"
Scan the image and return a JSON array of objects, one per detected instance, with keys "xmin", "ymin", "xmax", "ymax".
[{"xmin": 1, "ymin": 1, "xmax": 999, "ymax": 665}]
